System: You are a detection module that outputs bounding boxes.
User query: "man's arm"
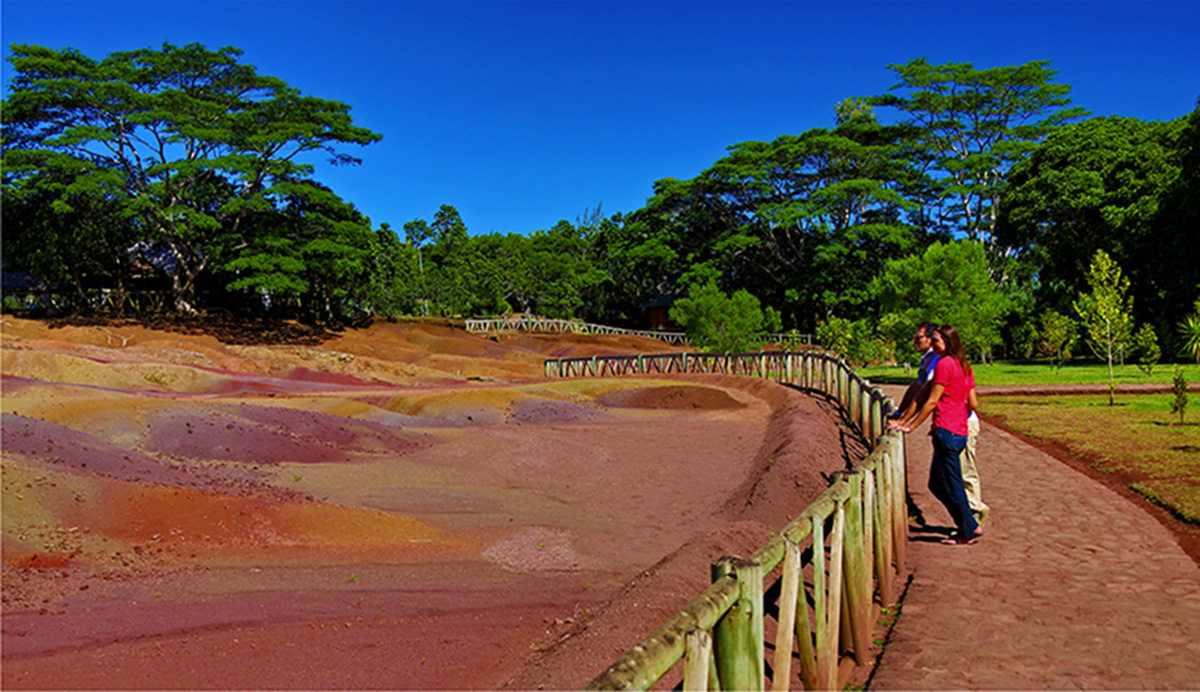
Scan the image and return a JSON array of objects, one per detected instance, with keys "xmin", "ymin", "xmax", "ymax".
[
  {"xmin": 894, "ymin": 379, "xmax": 933, "ymax": 422},
  {"xmin": 891, "ymin": 380, "xmax": 921, "ymax": 419}
]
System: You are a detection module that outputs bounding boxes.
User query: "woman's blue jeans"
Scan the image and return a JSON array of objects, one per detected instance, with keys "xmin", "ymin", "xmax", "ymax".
[{"xmin": 929, "ymin": 428, "xmax": 979, "ymax": 538}]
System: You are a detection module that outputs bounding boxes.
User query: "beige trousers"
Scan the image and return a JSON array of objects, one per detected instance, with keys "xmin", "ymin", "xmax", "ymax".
[{"xmin": 962, "ymin": 416, "xmax": 988, "ymax": 521}]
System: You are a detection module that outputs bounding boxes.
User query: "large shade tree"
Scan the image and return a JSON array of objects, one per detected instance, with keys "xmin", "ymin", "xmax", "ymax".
[
  {"xmin": 2, "ymin": 42, "xmax": 381, "ymax": 312},
  {"xmin": 869, "ymin": 58, "xmax": 1087, "ymax": 253},
  {"xmin": 618, "ymin": 104, "xmax": 922, "ymax": 331},
  {"xmin": 997, "ymin": 115, "xmax": 1186, "ymax": 324}
]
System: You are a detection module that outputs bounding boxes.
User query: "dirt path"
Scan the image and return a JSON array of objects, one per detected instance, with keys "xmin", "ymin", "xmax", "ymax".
[{"xmin": 870, "ymin": 385, "xmax": 1200, "ymax": 689}]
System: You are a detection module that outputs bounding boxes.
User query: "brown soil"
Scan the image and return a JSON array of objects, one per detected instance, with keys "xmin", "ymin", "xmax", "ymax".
[{"xmin": 1, "ymin": 316, "xmax": 853, "ymax": 690}]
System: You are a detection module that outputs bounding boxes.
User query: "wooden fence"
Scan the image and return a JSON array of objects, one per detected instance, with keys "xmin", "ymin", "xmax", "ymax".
[
  {"xmin": 544, "ymin": 350, "xmax": 905, "ymax": 691},
  {"xmin": 466, "ymin": 317, "xmax": 692, "ymax": 344},
  {"xmin": 468, "ymin": 317, "xmax": 815, "ymax": 349}
]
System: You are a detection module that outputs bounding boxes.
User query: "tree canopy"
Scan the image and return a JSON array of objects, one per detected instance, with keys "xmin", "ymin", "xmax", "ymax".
[
  {"xmin": 2, "ymin": 42, "xmax": 381, "ymax": 313},
  {"xmin": 4, "ymin": 49, "xmax": 1197, "ymax": 365}
]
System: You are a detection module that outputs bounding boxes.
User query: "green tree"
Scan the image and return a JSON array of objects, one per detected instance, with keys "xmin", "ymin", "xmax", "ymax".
[
  {"xmin": 1037, "ymin": 309, "xmax": 1077, "ymax": 372},
  {"xmin": 1133, "ymin": 323, "xmax": 1161, "ymax": 376},
  {"xmin": 1073, "ymin": 250, "xmax": 1133, "ymax": 405},
  {"xmin": 869, "ymin": 58, "xmax": 1087, "ymax": 250},
  {"xmin": 872, "ymin": 240, "xmax": 1009, "ymax": 359},
  {"xmin": 2, "ymin": 42, "xmax": 381, "ymax": 313},
  {"xmin": 816, "ymin": 316, "xmax": 883, "ymax": 365},
  {"xmin": 1152, "ymin": 101, "xmax": 1200, "ymax": 342},
  {"xmin": 403, "ymin": 219, "xmax": 433, "ymax": 315},
  {"xmin": 226, "ymin": 185, "xmax": 378, "ymax": 323},
  {"xmin": 670, "ymin": 281, "xmax": 780, "ymax": 353},
  {"xmin": 0, "ymin": 179, "xmax": 139, "ymax": 308},
  {"xmin": 1179, "ymin": 300, "xmax": 1200, "ymax": 363},
  {"xmin": 997, "ymin": 115, "xmax": 1185, "ymax": 322},
  {"xmin": 1170, "ymin": 366, "xmax": 1189, "ymax": 424},
  {"xmin": 816, "ymin": 315, "xmax": 855, "ymax": 356},
  {"xmin": 616, "ymin": 106, "xmax": 921, "ymax": 331}
]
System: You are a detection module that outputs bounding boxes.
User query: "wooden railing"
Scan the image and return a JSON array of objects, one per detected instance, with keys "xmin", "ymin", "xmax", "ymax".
[
  {"xmin": 544, "ymin": 351, "xmax": 905, "ymax": 691},
  {"xmin": 466, "ymin": 317, "xmax": 691, "ymax": 345},
  {"xmin": 467, "ymin": 317, "xmax": 814, "ymax": 349}
]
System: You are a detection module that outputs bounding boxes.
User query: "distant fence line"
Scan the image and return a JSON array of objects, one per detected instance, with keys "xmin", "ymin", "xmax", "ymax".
[
  {"xmin": 544, "ymin": 350, "xmax": 904, "ymax": 691},
  {"xmin": 467, "ymin": 317, "xmax": 814, "ymax": 348}
]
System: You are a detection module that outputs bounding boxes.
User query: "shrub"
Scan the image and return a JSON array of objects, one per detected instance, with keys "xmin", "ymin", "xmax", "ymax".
[{"xmin": 670, "ymin": 281, "xmax": 779, "ymax": 353}]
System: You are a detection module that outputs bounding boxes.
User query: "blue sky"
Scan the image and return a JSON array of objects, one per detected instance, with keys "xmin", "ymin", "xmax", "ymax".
[{"xmin": 3, "ymin": 1, "xmax": 1198, "ymax": 236}]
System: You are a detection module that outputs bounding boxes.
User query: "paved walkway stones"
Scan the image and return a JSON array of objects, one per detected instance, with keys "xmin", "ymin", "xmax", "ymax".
[{"xmin": 870, "ymin": 389, "xmax": 1200, "ymax": 690}]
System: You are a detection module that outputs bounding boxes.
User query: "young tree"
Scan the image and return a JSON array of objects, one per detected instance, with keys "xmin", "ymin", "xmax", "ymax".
[
  {"xmin": 670, "ymin": 281, "xmax": 780, "ymax": 353},
  {"xmin": 869, "ymin": 58, "xmax": 1087, "ymax": 249},
  {"xmin": 1170, "ymin": 366, "xmax": 1189, "ymax": 425},
  {"xmin": 1037, "ymin": 309, "xmax": 1077, "ymax": 372},
  {"xmin": 2, "ymin": 43, "xmax": 381, "ymax": 313},
  {"xmin": 1073, "ymin": 250, "xmax": 1133, "ymax": 405},
  {"xmin": 1133, "ymin": 324, "xmax": 1161, "ymax": 376}
]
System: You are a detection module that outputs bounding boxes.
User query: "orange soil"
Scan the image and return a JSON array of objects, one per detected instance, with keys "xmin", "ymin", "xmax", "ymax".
[{"xmin": 1, "ymin": 316, "xmax": 851, "ymax": 690}]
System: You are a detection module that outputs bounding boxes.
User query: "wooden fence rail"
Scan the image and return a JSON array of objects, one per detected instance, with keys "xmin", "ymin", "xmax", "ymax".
[
  {"xmin": 544, "ymin": 350, "xmax": 904, "ymax": 691},
  {"xmin": 467, "ymin": 317, "xmax": 814, "ymax": 349}
]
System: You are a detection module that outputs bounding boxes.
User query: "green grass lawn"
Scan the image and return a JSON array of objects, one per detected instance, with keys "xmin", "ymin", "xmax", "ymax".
[
  {"xmin": 857, "ymin": 360, "xmax": 1200, "ymax": 387},
  {"xmin": 984, "ymin": 393, "xmax": 1200, "ymax": 523}
]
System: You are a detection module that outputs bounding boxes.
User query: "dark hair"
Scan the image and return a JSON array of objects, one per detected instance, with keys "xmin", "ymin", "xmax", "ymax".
[
  {"xmin": 936, "ymin": 324, "xmax": 972, "ymax": 376},
  {"xmin": 917, "ymin": 321, "xmax": 938, "ymax": 338}
]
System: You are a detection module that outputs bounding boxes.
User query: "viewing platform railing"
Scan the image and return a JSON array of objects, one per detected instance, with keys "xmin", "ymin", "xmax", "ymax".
[
  {"xmin": 468, "ymin": 317, "xmax": 814, "ymax": 349},
  {"xmin": 466, "ymin": 317, "xmax": 691, "ymax": 344},
  {"xmin": 544, "ymin": 350, "xmax": 904, "ymax": 691}
]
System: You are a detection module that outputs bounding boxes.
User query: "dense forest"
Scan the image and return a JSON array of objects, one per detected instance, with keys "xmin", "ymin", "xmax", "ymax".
[{"xmin": 3, "ymin": 44, "xmax": 1198, "ymax": 362}]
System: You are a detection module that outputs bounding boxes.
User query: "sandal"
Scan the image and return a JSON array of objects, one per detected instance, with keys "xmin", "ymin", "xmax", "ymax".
[{"xmin": 940, "ymin": 536, "xmax": 977, "ymax": 546}]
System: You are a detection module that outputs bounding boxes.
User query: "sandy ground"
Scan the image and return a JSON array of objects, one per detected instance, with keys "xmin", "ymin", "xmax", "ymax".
[{"xmin": 1, "ymin": 317, "xmax": 854, "ymax": 690}]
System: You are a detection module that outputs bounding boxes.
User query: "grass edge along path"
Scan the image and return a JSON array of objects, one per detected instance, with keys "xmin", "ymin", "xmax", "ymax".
[{"xmin": 858, "ymin": 360, "xmax": 1200, "ymax": 388}]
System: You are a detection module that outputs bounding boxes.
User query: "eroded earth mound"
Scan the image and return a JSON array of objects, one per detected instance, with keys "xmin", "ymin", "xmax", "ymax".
[{"xmin": 1, "ymin": 317, "xmax": 853, "ymax": 689}]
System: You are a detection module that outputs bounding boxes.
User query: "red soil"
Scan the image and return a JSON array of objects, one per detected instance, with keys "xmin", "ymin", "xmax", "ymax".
[{"xmin": 1, "ymin": 317, "xmax": 851, "ymax": 690}]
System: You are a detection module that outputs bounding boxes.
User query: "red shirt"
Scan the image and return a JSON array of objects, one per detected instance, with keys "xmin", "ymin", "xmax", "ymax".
[{"xmin": 931, "ymin": 356, "xmax": 972, "ymax": 436}]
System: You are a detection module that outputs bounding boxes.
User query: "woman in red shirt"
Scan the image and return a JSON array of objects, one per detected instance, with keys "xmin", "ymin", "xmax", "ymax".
[{"xmin": 892, "ymin": 325, "xmax": 979, "ymax": 544}]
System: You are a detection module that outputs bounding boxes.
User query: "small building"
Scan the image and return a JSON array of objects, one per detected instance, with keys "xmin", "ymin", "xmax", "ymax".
[{"xmin": 640, "ymin": 276, "xmax": 685, "ymax": 330}]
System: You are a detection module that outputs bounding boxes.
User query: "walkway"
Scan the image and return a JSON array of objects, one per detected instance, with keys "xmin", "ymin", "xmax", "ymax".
[{"xmin": 869, "ymin": 386, "xmax": 1200, "ymax": 689}]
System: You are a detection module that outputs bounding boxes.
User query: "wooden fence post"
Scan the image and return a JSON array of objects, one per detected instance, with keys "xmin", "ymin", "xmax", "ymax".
[
  {"xmin": 888, "ymin": 436, "xmax": 907, "ymax": 575},
  {"xmin": 861, "ymin": 388, "xmax": 873, "ymax": 447},
  {"xmin": 841, "ymin": 473, "xmax": 871, "ymax": 665},
  {"xmin": 871, "ymin": 393, "xmax": 883, "ymax": 443},
  {"xmin": 822, "ymin": 502, "xmax": 845, "ymax": 689},
  {"xmin": 849, "ymin": 377, "xmax": 860, "ymax": 430},
  {"xmin": 868, "ymin": 465, "xmax": 893, "ymax": 603},
  {"xmin": 792, "ymin": 536, "xmax": 819, "ymax": 691},
  {"xmin": 684, "ymin": 630, "xmax": 712, "ymax": 692},
  {"xmin": 771, "ymin": 540, "xmax": 801, "ymax": 692},
  {"xmin": 711, "ymin": 557, "xmax": 765, "ymax": 692}
]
